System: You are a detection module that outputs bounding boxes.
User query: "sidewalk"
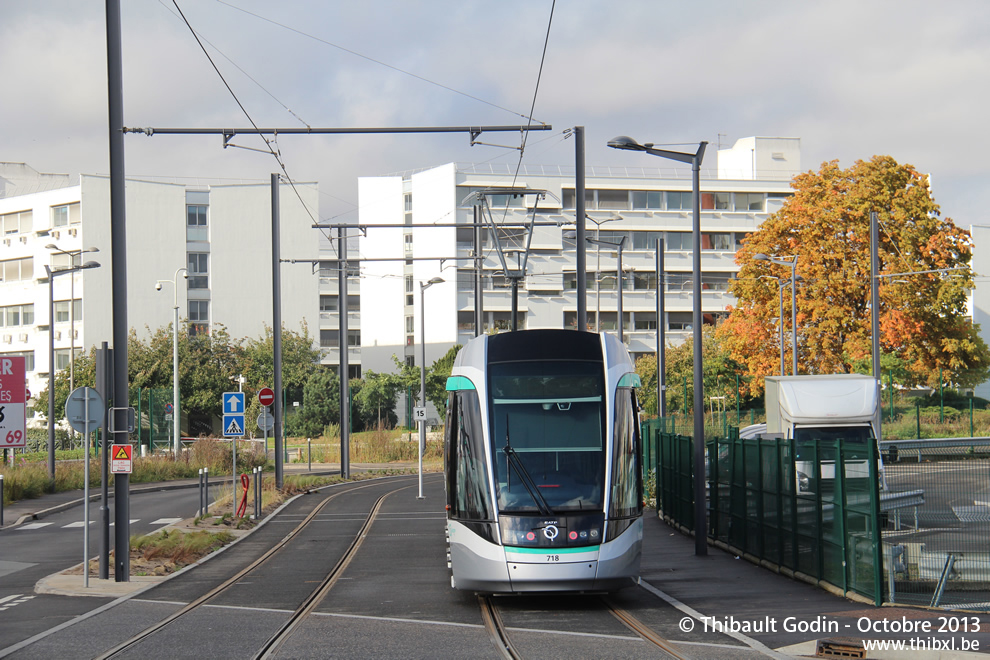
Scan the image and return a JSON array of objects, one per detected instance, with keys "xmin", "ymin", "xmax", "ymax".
[{"xmin": 0, "ymin": 461, "xmax": 412, "ymax": 530}]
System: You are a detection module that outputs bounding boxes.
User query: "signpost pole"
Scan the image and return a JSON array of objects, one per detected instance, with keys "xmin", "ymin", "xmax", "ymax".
[{"xmin": 83, "ymin": 389, "xmax": 90, "ymax": 589}]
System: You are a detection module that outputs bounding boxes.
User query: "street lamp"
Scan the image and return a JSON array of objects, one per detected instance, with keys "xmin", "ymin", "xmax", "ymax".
[
  {"xmin": 418, "ymin": 276, "xmax": 444, "ymax": 499},
  {"xmin": 46, "ymin": 261, "xmax": 101, "ymax": 482},
  {"xmin": 156, "ymin": 267, "xmax": 188, "ymax": 457},
  {"xmin": 45, "ymin": 244, "xmax": 99, "ymax": 440},
  {"xmin": 754, "ymin": 253, "xmax": 799, "ymax": 375},
  {"xmin": 608, "ymin": 135, "xmax": 708, "ymax": 556}
]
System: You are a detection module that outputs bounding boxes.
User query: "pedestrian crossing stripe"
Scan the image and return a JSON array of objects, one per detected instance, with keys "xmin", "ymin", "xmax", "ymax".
[{"xmin": 225, "ymin": 417, "xmax": 243, "ymax": 435}]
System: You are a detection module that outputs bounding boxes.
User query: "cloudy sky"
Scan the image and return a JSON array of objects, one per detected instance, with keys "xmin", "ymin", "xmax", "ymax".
[{"xmin": 2, "ymin": 1, "xmax": 988, "ymax": 227}]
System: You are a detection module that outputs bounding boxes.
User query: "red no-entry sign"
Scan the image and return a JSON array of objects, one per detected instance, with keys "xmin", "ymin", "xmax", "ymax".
[{"xmin": 258, "ymin": 387, "xmax": 275, "ymax": 407}]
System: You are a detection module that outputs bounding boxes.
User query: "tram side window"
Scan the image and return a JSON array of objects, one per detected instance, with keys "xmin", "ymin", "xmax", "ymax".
[
  {"xmin": 446, "ymin": 390, "xmax": 494, "ymax": 521},
  {"xmin": 609, "ymin": 388, "xmax": 643, "ymax": 520}
]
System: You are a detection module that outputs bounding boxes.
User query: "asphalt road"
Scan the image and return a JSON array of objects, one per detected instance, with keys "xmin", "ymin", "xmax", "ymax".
[{"xmin": 0, "ymin": 486, "xmax": 202, "ymax": 649}]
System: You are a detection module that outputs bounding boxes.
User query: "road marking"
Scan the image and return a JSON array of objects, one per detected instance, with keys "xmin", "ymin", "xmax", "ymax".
[
  {"xmin": 0, "ymin": 594, "xmax": 35, "ymax": 611},
  {"xmin": 17, "ymin": 523, "xmax": 52, "ymax": 530},
  {"xmin": 109, "ymin": 520, "xmax": 140, "ymax": 526},
  {"xmin": 151, "ymin": 518, "xmax": 183, "ymax": 525},
  {"xmin": 63, "ymin": 521, "xmax": 96, "ymax": 528}
]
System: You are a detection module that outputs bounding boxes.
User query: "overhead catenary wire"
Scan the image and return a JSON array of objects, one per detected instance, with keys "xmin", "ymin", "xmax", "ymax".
[
  {"xmin": 171, "ymin": 0, "xmax": 322, "ymax": 236},
  {"xmin": 213, "ymin": 0, "xmax": 546, "ymax": 124}
]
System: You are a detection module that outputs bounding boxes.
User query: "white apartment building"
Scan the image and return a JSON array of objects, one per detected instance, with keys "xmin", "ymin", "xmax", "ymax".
[
  {"xmin": 356, "ymin": 137, "xmax": 801, "ymax": 376},
  {"xmin": 0, "ymin": 164, "xmax": 320, "ymax": 423}
]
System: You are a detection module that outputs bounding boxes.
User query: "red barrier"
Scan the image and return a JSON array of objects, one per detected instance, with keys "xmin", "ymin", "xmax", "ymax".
[{"xmin": 236, "ymin": 472, "xmax": 250, "ymax": 518}]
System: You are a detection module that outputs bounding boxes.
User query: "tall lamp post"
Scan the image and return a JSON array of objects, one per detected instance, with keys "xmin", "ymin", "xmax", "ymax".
[
  {"xmin": 156, "ymin": 267, "xmax": 188, "ymax": 457},
  {"xmin": 608, "ymin": 135, "xmax": 708, "ymax": 556},
  {"xmin": 45, "ymin": 244, "xmax": 99, "ymax": 441},
  {"xmin": 46, "ymin": 261, "xmax": 101, "ymax": 482},
  {"xmin": 418, "ymin": 276, "xmax": 444, "ymax": 499},
  {"xmin": 754, "ymin": 253, "xmax": 799, "ymax": 375}
]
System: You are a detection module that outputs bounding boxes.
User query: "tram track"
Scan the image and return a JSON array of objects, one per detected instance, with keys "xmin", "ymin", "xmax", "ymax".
[
  {"xmin": 479, "ymin": 592, "xmax": 689, "ymax": 660},
  {"xmin": 95, "ymin": 476, "xmax": 416, "ymax": 660}
]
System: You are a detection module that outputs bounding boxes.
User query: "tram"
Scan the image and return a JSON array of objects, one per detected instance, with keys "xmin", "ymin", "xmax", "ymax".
[{"xmin": 443, "ymin": 329, "xmax": 644, "ymax": 593}]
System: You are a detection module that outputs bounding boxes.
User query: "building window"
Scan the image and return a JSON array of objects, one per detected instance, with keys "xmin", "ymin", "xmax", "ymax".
[
  {"xmin": 187, "ymin": 253, "xmax": 209, "ymax": 289},
  {"xmin": 634, "ymin": 312, "xmax": 657, "ymax": 330},
  {"xmin": 404, "ymin": 193, "xmax": 413, "ymax": 213},
  {"xmin": 405, "ymin": 275, "xmax": 414, "ymax": 293},
  {"xmin": 1, "ymin": 257, "xmax": 33, "ymax": 283},
  {"xmin": 668, "ymin": 312, "xmax": 693, "ymax": 330},
  {"xmin": 457, "ymin": 311, "xmax": 474, "ymax": 331},
  {"xmin": 188, "ymin": 300, "xmax": 209, "ymax": 335},
  {"xmin": 319, "ymin": 295, "xmax": 337, "ymax": 312},
  {"xmin": 665, "ymin": 232, "xmax": 692, "ymax": 251},
  {"xmin": 701, "ymin": 233, "xmax": 732, "ymax": 251},
  {"xmin": 405, "ymin": 316, "xmax": 414, "ymax": 333},
  {"xmin": 735, "ymin": 193, "xmax": 765, "ymax": 212},
  {"xmin": 1, "ymin": 304, "xmax": 34, "ymax": 327},
  {"xmin": 667, "ymin": 192, "xmax": 693, "ymax": 211},
  {"xmin": 187, "ymin": 205, "xmax": 208, "ymax": 226},
  {"xmin": 406, "ymin": 294, "xmax": 414, "ymax": 306},
  {"xmin": 631, "ymin": 231, "xmax": 662, "ymax": 251},
  {"xmin": 320, "ymin": 330, "xmax": 338, "ymax": 348},
  {"xmin": 596, "ymin": 189, "xmax": 630, "ymax": 210},
  {"xmin": 1, "ymin": 210, "xmax": 31, "ymax": 235},
  {"xmin": 348, "ymin": 365, "xmax": 362, "ymax": 380},
  {"xmin": 53, "ymin": 300, "xmax": 81, "ymax": 323},
  {"xmin": 666, "ymin": 273, "xmax": 692, "ymax": 291},
  {"xmin": 456, "ymin": 269, "xmax": 474, "ymax": 291},
  {"xmin": 347, "ymin": 330, "xmax": 361, "ymax": 347},
  {"xmin": 632, "ymin": 191, "xmax": 663, "ymax": 210},
  {"xmin": 702, "ymin": 272, "xmax": 733, "ymax": 291},
  {"xmin": 187, "ymin": 205, "xmax": 208, "ymax": 241},
  {"xmin": 714, "ymin": 193, "xmax": 732, "ymax": 211},
  {"xmin": 1, "ymin": 351, "xmax": 34, "ymax": 371},
  {"xmin": 54, "ymin": 348, "xmax": 72, "ymax": 370},
  {"xmin": 51, "ymin": 203, "xmax": 79, "ymax": 228},
  {"xmin": 633, "ymin": 272, "xmax": 658, "ymax": 290}
]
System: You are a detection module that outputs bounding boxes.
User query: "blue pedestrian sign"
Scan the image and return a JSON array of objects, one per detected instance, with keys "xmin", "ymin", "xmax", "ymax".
[{"xmin": 223, "ymin": 392, "xmax": 245, "ymax": 437}]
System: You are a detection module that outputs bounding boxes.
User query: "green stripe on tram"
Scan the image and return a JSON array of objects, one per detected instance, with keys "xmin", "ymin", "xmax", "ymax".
[
  {"xmin": 446, "ymin": 376, "xmax": 476, "ymax": 391},
  {"xmin": 618, "ymin": 373, "xmax": 641, "ymax": 388},
  {"xmin": 506, "ymin": 545, "xmax": 600, "ymax": 555}
]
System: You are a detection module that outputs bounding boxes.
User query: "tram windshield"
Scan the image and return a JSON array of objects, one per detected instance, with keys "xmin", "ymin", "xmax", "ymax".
[{"xmin": 489, "ymin": 360, "xmax": 605, "ymax": 513}]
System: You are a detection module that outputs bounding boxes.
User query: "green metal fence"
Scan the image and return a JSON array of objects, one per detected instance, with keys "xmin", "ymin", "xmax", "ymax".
[
  {"xmin": 642, "ymin": 420, "xmax": 884, "ymax": 605},
  {"xmin": 130, "ymin": 387, "xmax": 174, "ymax": 451}
]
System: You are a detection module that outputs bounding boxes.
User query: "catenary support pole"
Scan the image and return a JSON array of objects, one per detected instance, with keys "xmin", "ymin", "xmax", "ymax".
[
  {"xmin": 338, "ymin": 224, "xmax": 351, "ymax": 479},
  {"xmin": 575, "ymin": 126, "xmax": 587, "ymax": 330},
  {"xmin": 271, "ymin": 174, "xmax": 285, "ymax": 488},
  {"xmin": 107, "ymin": 0, "xmax": 130, "ymax": 582}
]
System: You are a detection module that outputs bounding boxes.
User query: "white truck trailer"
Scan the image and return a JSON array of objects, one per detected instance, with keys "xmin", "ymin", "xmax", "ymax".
[{"xmin": 748, "ymin": 374, "xmax": 884, "ymax": 492}]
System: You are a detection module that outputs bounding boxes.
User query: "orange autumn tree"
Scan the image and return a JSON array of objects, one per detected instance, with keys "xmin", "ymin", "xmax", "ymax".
[{"xmin": 718, "ymin": 155, "xmax": 989, "ymax": 396}]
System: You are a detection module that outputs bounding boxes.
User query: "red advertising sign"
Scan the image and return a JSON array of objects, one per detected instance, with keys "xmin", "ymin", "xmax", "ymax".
[
  {"xmin": 0, "ymin": 356, "xmax": 26, "ymax": 448},
  {"xmin": 258, "ymin": 387, "xmax": 275, "ymax": 407}
]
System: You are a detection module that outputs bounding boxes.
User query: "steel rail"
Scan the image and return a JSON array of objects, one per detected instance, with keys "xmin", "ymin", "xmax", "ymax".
[
  {"xmin": 256, "ymin": 484, "xmax": 415, "ymax": 659},
  {"xmin": 479, "ymin": 595, "xmax": 522, "ymax": 660},
  {"xmin": 603, "ymin": 597, "xmax": 689, "ymax": 660},
  {"xmin": 95, "ymin": 477, "xmax": 414, "ymax": 659}
]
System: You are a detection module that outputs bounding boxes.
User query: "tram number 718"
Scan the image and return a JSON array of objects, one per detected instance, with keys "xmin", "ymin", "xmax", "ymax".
[{"xmin": 546, "ymin": 555, "xmax": 560, "ymax": 562}]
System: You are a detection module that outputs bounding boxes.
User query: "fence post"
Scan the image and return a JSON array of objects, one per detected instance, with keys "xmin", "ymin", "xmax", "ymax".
[
  {"xmin": 308, "ymin": 438, "xmax": 312, "ymax": 471},
  {"xmin": 834, "ymin": 438, "xmax": 848, "ymax": 595}
]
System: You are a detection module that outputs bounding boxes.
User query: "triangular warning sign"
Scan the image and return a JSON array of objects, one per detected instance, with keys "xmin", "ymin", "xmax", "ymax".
[
  {"xmin": 114, "ymin": 446, "xmax": 130, "ymax": 460},
  {"xmin": 225, "ymin": 417, "xmax": 243, "ymax": 435}
]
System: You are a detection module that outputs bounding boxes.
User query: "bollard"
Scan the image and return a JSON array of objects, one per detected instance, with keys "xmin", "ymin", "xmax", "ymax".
[
  {"xmin": 308, "ymin": 438, "xmax": 312, "ymax": 472},
  {"xmin": 198, "ymin": 468, "xmax": 204, "ymax": 517},
  {"xmin": 204, "ymin": 467, "xmax": 210, "ymax": 516},
  {"xmin": 254, "ymin": 467, "xmax": 261, "ymax": 520}
]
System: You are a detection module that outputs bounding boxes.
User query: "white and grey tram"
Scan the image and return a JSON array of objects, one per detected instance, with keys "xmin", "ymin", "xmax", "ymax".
[{"xmin": 443, "ymin": 329, "xmax": 644, "ymax": 593}]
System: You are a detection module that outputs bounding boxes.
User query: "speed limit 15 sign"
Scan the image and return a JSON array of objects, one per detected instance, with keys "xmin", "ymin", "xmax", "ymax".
[{"xmin": 0, "ymin": 356, "xmax": 27, "ymax": 448}]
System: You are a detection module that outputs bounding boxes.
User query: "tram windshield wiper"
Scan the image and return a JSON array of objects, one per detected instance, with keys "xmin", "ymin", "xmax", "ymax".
[{"xmin": 502, "ymin": 416, "xmax": 555, "ymax": 517}]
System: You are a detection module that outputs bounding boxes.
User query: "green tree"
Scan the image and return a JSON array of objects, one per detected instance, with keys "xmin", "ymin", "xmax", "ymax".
[
  {"xmin": 288, "ymin": 368, "xmax": 340, "ymax": 438},
  {"xmin": 664, "ymin": 325, "xmax": 746, "ymax": 414},
  {"xmin": 720, "ymin": 155, "xmax": 990, "ymax": 395},
  {"xmin": 353, "ymin": 370, "xmax": 404, "ymax": 430},
  {"xmin": 426, "ymin": 344, "xmax": 462, "ymax": 412}
]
